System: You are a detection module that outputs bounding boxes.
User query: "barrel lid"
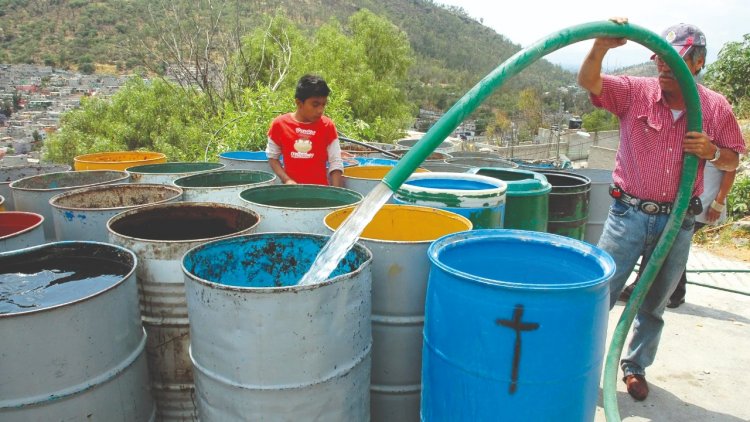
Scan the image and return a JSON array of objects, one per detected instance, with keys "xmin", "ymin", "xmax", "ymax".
[{"xmin": 472, "ymin": 167, "xmax": 551, "ymax": 196}]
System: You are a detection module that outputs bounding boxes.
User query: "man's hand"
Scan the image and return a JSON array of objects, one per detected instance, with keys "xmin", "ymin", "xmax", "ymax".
[
  {"xmin": 592, "ymin": 17, "xmax": 629, "ymax": 50},
  {"xmin": 682, "ymin": 132, "xmax": 716, "ymax": 159},
  {"xmin": 284, "ymin": 179, "xmax": 298, "ymax": 185}
]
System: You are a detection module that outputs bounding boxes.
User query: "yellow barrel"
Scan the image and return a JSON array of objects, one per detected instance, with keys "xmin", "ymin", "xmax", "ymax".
[
  {"xmin": 343, "ymin": 165, "xmax": 428, "ymax": 196},
  {"xmin": 325, "ymin": 204, "xmax": 472, "ymax": 421},
  {"xmin": 74, "ymin": 151, "xmax": 167, "ymax": 171}
]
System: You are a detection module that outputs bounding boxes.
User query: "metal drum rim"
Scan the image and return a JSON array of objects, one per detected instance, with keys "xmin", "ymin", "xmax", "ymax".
[
  {"xmin": 106, "ymin": 201, "xmax": 261, "ymax": 244},
  {"xmin": 49, "ymin": 183, "xmax": 184, "ymax": 212},
  {"xmin": 239, "ymin": 184, "xmax": 363, "ymax": 211},
  {"xmin": 397, "ymin": 171, "xmax": 508, "ymax": 198},
  {"xmin": 324, "ymin": 204, "xmax": 473, "ymax": 245},
  {"xmin": 8, "ymin": 170, "xmax": 130, "ymax": 192},
  {"xmin": 181, "ymin": 232, "xmax": 373, "ymax": 293},
  {"xmin": 0, "ymin": 211, "xmax": 45, "ymax": 240},
  {"xmin": 0, "ymin": 241, "xmax": 138, "ymax": 318}
]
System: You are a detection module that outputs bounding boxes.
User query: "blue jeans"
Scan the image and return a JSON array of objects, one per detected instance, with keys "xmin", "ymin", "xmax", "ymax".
[{"xmin": 597, "ymin": 199, "xmax": 695, "ymax": 377}]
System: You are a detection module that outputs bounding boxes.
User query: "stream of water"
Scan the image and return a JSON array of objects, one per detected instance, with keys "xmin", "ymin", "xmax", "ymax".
[{"xmin": 297, "ymin": 182, "xmax": 393, "ymax": 286}]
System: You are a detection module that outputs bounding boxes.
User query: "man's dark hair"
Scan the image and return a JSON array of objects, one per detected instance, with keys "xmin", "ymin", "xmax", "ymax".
[{"xmin": 295, "ymin": 74, "xmax": 331, "ymax": 102}]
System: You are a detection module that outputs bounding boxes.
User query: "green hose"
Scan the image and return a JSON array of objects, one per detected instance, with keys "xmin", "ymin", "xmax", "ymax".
[{"xmin": 381, "ymin": 21, "xmax": 703, "ymax": 421}]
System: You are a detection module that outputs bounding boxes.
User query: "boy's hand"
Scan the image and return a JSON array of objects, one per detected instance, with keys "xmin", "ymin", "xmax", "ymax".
[{"xmin": 284, "ymin": 179, "xmax": 297, "ymax": 185}]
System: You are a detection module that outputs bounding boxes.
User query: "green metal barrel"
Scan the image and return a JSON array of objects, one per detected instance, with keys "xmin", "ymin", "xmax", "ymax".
[{"xmin": 470, "ymin": 167, "xmax": 550, "ymax": 232}]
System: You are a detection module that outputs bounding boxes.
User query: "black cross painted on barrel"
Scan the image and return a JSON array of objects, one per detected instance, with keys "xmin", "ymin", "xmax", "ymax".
[{"xmin": 496, "ymin": 304, "xmax": 539, "ymax": 394}]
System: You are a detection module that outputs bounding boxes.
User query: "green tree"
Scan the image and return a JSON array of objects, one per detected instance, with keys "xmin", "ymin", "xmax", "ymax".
[
  {"xmin": 43, "ymin": 77, "xmax": 213, "ymax": 164},
  {"xmin": 582, "ymin": 109, "xmax": 619, "ymax": 133},
  {"xmin": 705, "ymin": 34, "xmax": 750, "ymax": 118},
  {"xmin": 517, "ymin": 88, "xmax": 543, "ymax": 140}
]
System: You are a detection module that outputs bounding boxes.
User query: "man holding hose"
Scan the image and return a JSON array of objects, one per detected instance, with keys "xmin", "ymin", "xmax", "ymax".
[{"xmin": 578, "ymin": 19, "xmax": 745, "ymax": 401}]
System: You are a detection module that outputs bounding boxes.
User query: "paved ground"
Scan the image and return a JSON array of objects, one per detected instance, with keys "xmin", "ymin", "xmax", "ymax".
[{"xmin": 594, "ymin": 246, "xmax": 750, "ymax": 421}]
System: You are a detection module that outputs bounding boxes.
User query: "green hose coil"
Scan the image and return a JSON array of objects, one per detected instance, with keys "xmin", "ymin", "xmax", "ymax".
[{"xmin": 382, "ymin": 21, "xmax": 702, "ymax": 421}]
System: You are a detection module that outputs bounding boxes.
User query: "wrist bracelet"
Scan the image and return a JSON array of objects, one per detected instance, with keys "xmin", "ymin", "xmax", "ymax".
[{"xmin": 710, "ymin": 200, "xmax": 725, "ymax": 212}]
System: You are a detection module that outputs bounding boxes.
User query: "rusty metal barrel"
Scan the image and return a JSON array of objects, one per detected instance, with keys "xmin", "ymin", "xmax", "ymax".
[
  {"xmin": 108, "ymin": 202, "xmax": 261, "ymax": 421},
  {"xmin": 0, "ymin": 242, "xmax": 155, "ymax": 421}
]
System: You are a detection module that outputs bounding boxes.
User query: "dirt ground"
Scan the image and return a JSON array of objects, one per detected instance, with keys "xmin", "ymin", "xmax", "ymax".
[{"xmin": 693, "ymin": 220, "xmax": 750, "ymax": 263}]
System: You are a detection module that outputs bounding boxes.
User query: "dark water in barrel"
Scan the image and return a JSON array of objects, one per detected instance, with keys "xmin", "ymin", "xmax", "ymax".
[
  {"xmin": 110, "ymin": 217, "xmax": 238, "ymax": 240},
  {"xmin": 0, "ymin": 257, "xmax": 129, "ymax": 314}
]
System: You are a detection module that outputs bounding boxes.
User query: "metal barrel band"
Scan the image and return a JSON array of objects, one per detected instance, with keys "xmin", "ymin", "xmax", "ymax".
[
  {"xmin": 188, "ymin": 343, "xmax": 372, "ymax": 390},
  {"xmin": 0, "ymin": 329, "xmax": 148, "ymax": 409}
]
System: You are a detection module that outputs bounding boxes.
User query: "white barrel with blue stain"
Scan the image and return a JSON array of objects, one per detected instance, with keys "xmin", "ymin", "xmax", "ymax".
[
  {"xmin": 182, "ymin": 233, "xmax": 373, "ymax": 421},
  {"xmin": 50, "ymin": 183, "xmax": 183, "ymax": 242},
  {"xmin": 422, "ymin": 230, "xmax": 614, "ymax": 421},
  {"xmin": 0, "ymin": 242, "xmax": 155, "ymax": 421},
  {"xmin": 393, "ymin": 172, "xmax": 507, "ymax": 229}
]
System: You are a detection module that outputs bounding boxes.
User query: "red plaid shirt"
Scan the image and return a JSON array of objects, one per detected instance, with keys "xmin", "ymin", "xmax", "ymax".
[{"xmin": 592, "ymin": 75, "xmax": 746, "ymax": 202}]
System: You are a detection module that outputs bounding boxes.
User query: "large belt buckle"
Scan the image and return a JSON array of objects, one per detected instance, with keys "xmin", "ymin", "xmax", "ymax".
[{"xmin": 641, "ymin": 201, "xmax": 660, "ymax": 215}]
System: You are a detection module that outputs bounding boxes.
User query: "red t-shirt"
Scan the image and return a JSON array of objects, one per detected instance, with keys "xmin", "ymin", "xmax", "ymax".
[{"xmin": 267, "ymin": 113, "xmax": 338, "ymax": 185}]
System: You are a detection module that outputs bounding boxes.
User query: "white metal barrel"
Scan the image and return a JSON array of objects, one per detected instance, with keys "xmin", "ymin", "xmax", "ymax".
[
  {"xmin": 126, "ymin": 162, "xmax": 225, "ymax": 185},
  {"xmin": 239, "ymin": 184, "xmax": 362, "ymax": 234},
  {"xmin": 108, "ymin": 202, "xmax": 261, "ymax": 421},
  {"xmin": 10, "ymin": 170, "xmax": 130, "ymax": 240},
  {"xmin": 0, "ymin": 242, "xmax": 155, "ymax": 421},
  {"xmin": 0, "ymin": 211, "xmax": 45, "ymax": 252},
  {"xmin": 0, "ymin": 164, "xmax": 71, "ymax": 211},
  {"xmin": 182, "ymin": 232, "xmax": 373, "ymax": 421},
  {"xmin": 173, "ymin": 170, "xmax": 275, "ymax": 206},
  {"xmin": 324, "ymin": 205, "xmax": 473, "ymax": 422},
  {"xmin": 570, "ymin": 168, "xmax": 613, "ymax": 245},
  {"xmin": 51, "ymin": 183, "xmax": 183, "ymax": 242}
]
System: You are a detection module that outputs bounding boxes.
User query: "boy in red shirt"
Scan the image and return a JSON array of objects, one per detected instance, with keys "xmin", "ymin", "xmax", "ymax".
[{"xmin": 266, "ymin": 74, "xmax": 344, "ymax": 186}]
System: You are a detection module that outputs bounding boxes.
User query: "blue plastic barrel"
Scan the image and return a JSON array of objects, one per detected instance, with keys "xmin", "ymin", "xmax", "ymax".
[{"xmin": 422, "ymin": 230, "xmax": 614, "ymax": 421}]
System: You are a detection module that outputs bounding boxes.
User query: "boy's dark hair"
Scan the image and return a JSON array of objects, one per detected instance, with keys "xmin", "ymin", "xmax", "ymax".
[{"xmin": 295, "ymin": 74, "xmax": 331, "ymax": 102}]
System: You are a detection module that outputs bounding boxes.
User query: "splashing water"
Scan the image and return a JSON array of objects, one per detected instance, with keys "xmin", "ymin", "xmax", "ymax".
[{"xmin": 298, "ymin": 182, "xmax": 393, "ymax": 286}]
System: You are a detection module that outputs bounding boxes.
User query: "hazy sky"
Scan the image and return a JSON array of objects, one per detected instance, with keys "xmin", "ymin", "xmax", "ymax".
[{"xmin": 438, "ymin": 0, "xmax": 748, "ymax": 71}]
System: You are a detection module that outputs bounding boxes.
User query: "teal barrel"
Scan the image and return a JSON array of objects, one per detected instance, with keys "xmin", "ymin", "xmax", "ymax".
[
  {"xmin": 538, "ymin": 170, "xmax": 590, "ymax": 240},
  {"xmin": 422, "ymin": 230, "xmax": 615, "ymax": 421},
  {"xmin": 469, "ymin": 167, "xmax": 550, "ymax": 232},
  {"xmin": 392, "ymin": 172, "xmax": 506, "ymax": 229}
]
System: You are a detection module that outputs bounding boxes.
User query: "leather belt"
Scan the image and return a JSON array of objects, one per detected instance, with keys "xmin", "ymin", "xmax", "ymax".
[{"xmin": 609, "ymin": 185, "xmax": 677, "ymax": 215}]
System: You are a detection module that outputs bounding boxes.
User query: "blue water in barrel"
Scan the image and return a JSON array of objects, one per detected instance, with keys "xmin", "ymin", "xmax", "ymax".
[
  {"xmin": 422, "ymin": 229, "xmax": 614, "ymax": 421},
  {"xmin": 353, "ymin": 157, "xmax": 399, "ymax": 167},
  {"xmin": 404, "ymin": 178, "xmax": 497, "ymax": 190},
  {"xmin": 183, "ymin": 233, "xmax": 369, "ymax": 287},
  {"xmin": 220, "ymin": 151, "xmax": 268, "ymax": 161}
]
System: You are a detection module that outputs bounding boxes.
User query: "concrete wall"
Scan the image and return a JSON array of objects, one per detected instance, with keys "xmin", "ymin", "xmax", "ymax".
[{"xmin": 588, "ymin": 146, "xmax": 617, "ymax": 170}]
